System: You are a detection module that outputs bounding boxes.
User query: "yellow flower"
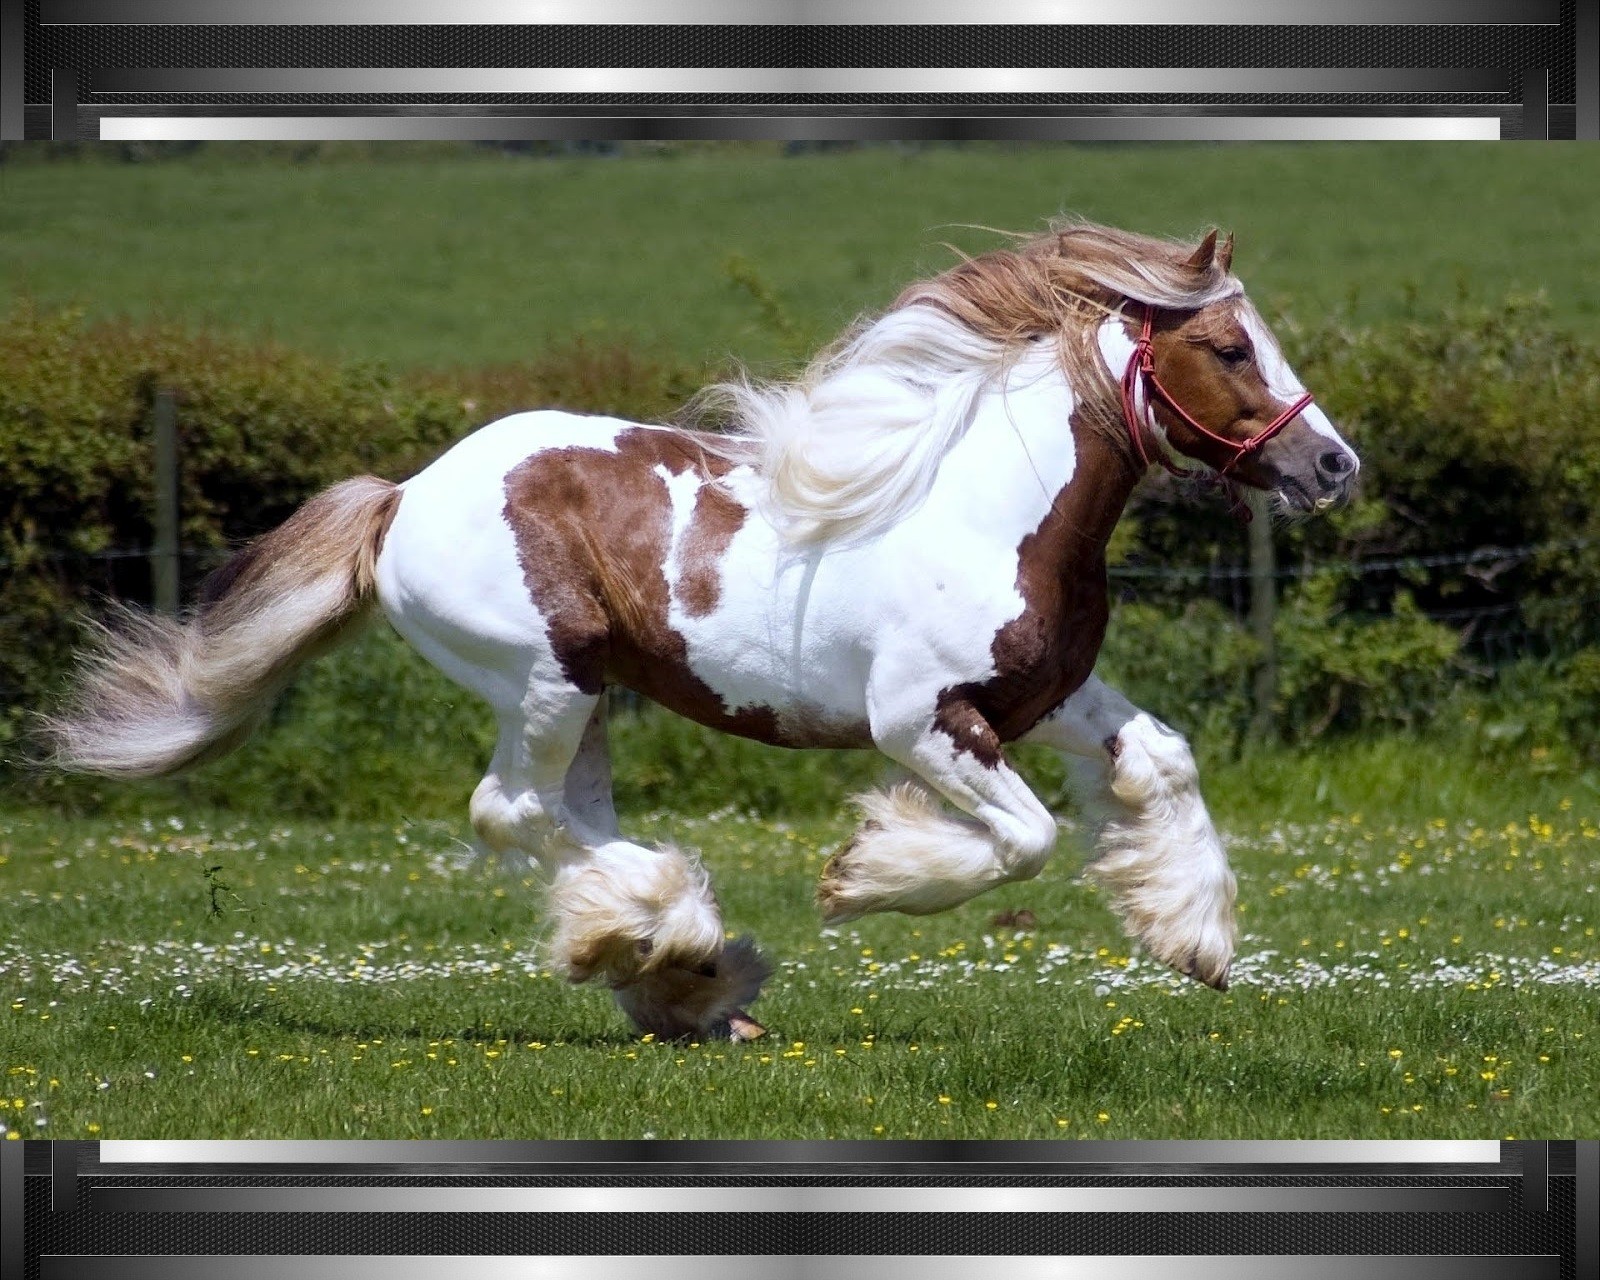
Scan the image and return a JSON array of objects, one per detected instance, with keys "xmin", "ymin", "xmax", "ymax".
[{"xmin": 1388, "ymin": 1049, "xmax": 1403, "ymax": 1059}]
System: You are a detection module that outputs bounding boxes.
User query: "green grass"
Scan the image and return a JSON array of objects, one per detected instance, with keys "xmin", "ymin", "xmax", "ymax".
[
  {"xmin": 3, "ymin": 746, "xmax": 1597, "ymax": 1140},
  {"xmin": 3, "ymin": 143, "xmax": 1600, "ymax": 375}
]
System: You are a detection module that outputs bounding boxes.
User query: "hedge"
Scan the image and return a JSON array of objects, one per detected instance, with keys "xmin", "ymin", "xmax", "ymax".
[
  {"xmin": 3, "ymin": 292, "xmax": 1596, "ymax": 812},
  {"xmin": 0, "ymin": 302, "xmax": 696, "ymax": 755}
]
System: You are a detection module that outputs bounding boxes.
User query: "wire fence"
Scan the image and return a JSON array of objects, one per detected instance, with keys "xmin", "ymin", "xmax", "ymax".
[
  {"xmin": 1106, "ymin": 532, "xmax": 1600, "ymax": 666},
  {"xmin": 1106, "ymin": 535, "xmax": 1600, "ymax": 582},
  {"xmin": 7, "ymin": 532, "xmax": 1597, "ymax": 670}
]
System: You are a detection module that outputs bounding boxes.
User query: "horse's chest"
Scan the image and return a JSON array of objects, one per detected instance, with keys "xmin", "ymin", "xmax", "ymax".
[{"xmin": 972, "ymin": 564, "xmax": 1110, "ymax": 741}]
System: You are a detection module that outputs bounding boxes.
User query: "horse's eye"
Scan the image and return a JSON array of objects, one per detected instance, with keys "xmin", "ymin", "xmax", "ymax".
[{"xmin": 1217, "ymin": 346, "xmax": 1251, "ymax": 367}]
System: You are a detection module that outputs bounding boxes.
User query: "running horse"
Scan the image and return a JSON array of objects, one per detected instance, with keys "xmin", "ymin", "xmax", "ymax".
[{"xmin": 48, "ymin": 222, "xmax": 1359, "ymax": 1041}]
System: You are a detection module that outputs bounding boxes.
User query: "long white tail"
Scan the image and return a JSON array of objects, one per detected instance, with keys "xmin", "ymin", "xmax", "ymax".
[{"xmin": 45, "ymin": 475, "xmax": 401, "ymax": 778}]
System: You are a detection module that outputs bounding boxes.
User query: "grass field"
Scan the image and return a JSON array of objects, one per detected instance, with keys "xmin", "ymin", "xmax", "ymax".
[
  {"xmin": 3, "ymin": 143, "xmax": 1600, "ymax": 373},
  {"xmin": 2, "ymin": 735, "xmax": 1597, "ymax": 1140}
]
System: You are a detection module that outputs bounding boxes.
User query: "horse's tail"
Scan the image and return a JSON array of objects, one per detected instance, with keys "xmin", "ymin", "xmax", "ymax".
[{"xmin": 44, "ymin": 476, "xmax": 402, "ymax": 779}]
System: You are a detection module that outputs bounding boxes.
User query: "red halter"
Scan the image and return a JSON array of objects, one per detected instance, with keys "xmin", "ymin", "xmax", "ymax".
[{"xmin": 1120, "ymin": 306, "xmax": 1315, "ymax": 502}]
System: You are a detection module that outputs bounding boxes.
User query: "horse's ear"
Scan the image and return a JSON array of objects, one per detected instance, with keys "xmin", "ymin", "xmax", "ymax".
[
  {"xmin": 1217, "ymin": 231, "xmax": 1235, "ymax": 274},
  {"xmin": 1184, "ymin": 228, "xmax": 1219, "ymax": 272}
]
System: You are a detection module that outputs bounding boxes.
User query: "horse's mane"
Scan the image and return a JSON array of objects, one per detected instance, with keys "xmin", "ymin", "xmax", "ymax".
[{"xmin": 697, "ymin": 219, "xmax": 1244, "ymax": 547}]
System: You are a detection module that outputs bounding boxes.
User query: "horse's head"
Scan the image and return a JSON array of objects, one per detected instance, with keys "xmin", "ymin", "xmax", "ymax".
[{"xmin": 1124, "ymin": 229, "xmax": 1359, "ymax": 515}]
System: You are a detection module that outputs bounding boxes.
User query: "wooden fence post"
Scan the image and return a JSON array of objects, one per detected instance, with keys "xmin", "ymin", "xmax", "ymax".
[
  {"xmin": 1248, "ymin": 491, "xmax": 1278, "ymax": 740},
  {"xmin": 151, "ymin": 388, "xmax": 180, "ymax": 615}
]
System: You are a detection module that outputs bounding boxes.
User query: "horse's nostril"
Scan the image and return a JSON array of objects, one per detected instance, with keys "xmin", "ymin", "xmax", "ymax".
[{"xmin": 1318, "ymin": 449, "xmax": 1354, "ymax": 477}]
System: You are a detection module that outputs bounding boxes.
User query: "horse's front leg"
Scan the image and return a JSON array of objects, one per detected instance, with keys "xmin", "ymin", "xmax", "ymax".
[
  {"xmin": 1026, "ymin": 674, "xmax": 1236, "ymax": 990},
  {"xmin": 817, "ymin": 687, "xmax": 1061, "ymax": 924}
]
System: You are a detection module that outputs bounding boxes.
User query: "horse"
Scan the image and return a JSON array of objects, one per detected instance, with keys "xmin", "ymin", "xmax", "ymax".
[{"xmin": 46, "ymin": 220, "xmax": 1359, "ymax": 1042}]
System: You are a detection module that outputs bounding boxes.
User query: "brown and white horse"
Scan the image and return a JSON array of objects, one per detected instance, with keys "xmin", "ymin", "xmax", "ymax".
[{"xmin": 48, "ymin": 221, "xmax": 1359, "ymax": 1040}]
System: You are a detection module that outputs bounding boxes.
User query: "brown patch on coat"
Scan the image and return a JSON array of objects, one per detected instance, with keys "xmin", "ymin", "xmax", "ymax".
[
  {"xmin": 932, "ymin": 688, "xmax": 1003, "ymax": 770},
  {"xmin": 502, "ymin": 427, "xmax": 870, "ymax": 749},
  {"xmin": 677, "ymin": 483, "xmax": 747, "ymax": 619},
  {"xmin": 933, "ymin": 409, "xmax": 1140, "ymax": 765}
]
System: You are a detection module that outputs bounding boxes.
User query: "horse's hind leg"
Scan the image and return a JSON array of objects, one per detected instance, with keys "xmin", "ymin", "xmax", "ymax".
[
  {"xmin": 562, "ymin": 700, "xmax": 771, "ymax": 1041},
  {"xmin": 1026, "ymin": 674, "xmax": 1236, "ymax": 990},
  {"xmin": 476, "ymin": 691, "xmax": 769, "ymax": 1040}
]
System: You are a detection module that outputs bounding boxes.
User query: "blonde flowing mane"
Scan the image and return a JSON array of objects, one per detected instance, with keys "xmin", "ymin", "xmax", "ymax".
[{"xmin": 698, "ymin": 220, "xmax": 1245, "ymax": 547}]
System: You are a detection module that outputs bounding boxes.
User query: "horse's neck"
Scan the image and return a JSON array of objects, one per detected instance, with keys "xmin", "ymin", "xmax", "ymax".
[{"xmin": 940, "ymin": 354, "xmax": 1140, "ymax": 569}]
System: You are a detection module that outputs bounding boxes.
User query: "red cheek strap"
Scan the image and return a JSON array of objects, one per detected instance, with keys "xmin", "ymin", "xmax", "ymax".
[
  {"xmin": 1121, "ymin": 306, "xmax": 1314, "ymax": 481},
  {"xmin": 1119, "ymin": 306, "xmax": 1314, "ymax": 523}
]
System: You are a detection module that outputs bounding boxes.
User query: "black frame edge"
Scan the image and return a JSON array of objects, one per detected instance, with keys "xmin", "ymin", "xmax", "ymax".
[
  {"xmin": 1521, "ymin": 66, "xmax": 1550, "ymax": 137},
  {"xmin": 1577, "ymin": 1140, "xmax": 1598, "ymax": 1280},
  {"xmin": 50, "ymin": 65, "xmax": 76, "ymax": 139},
  {"xmin": 1516, "ymin": 1140, "xmax": 1550, "ymax": 1212},
  {"xmin": 1, "ymin": 1139, "xmax": 24, "ymax": 1280},
  {"xmin": 0, "ymin": 0, "xmax": 24, "ymax": 139}
]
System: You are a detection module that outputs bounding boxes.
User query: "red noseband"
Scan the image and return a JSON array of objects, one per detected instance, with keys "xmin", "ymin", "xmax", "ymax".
[{"xmin": 1120, "ymin": 306, "xmax": 1315, "ymax": 508}]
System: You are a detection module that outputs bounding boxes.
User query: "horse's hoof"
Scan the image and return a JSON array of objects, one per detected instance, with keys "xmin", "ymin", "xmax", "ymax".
[{"xmin": 1173, "ymin": 946, "xmax": 1230, "ymax": 992}]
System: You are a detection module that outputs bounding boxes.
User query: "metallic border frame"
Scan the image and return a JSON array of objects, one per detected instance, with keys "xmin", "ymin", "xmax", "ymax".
[
  {"xmin": 84, "ymin": 1185, "xmax": 1517, "ymax": 1212},
  {"xmin": 8, "ymin": 0, "xmax": 1588, "ymax": 137},
  {"xmin": 30, "ymin": 1257, "xmax": 1571, "ymax": 1280},
  {"xmin": 18, "ymin": 1142, "xmax": 1584, "ymax": 1280},
  {"xmin": 0, "ymin": 0, "xmax": 24, "ymax": 138},
  {"xmin": 91, "ymin": 68, "xmax": 1510, "ymax": 93},
  {"xmin": 31, "ymin": 0, "xmax": 1567, "ymax": 24},
  {"xmin": 94, "ymin": 114, "xmax": 1508, "ymax": 141},
  {"xmin": 1, "ymin": 1137, "xmax": 23, "ymax": 1280},
  {"xmin": 99, "ymin": 1140, "xmax": 1505, "ymax": 1165}
]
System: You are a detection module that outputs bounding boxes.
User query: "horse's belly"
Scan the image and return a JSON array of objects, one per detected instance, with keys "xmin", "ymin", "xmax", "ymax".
[
  {"xmin": 650, "ymin": 525, "xmax": 876, "ymax": 749},
  {"xmin": 647, "ymin": 616, "xmax": 874, "ymax": 750}
]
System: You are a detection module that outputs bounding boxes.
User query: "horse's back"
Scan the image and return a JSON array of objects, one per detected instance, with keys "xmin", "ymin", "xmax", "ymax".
[{"xmin": 374, "ymin": 411, "xmax": 854, "ymax": 741}]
